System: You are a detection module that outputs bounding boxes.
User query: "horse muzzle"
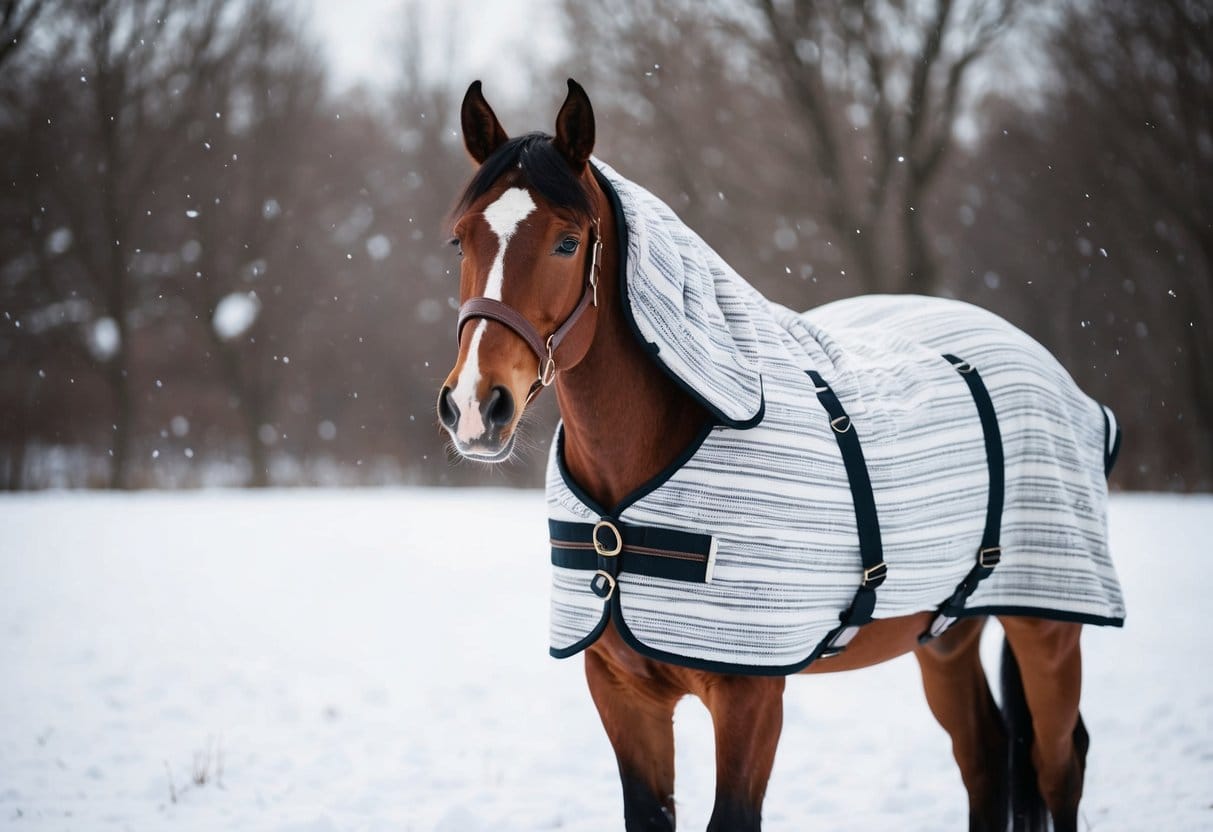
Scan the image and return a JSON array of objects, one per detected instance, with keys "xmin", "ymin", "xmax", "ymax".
[{"xmin": 437, "ymin": 384, "xmax": 517, "ymax": 461}]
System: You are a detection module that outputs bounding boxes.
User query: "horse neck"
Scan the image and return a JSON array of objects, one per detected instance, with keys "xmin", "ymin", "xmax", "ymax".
[{"xmin": 553, "ymin": 193, "xmax": 708, "ymax": 512}]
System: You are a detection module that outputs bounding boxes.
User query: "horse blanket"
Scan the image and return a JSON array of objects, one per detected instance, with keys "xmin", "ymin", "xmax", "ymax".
[{"xmin": 546, "ymin": 160, "xmax": 1124, "ymax": 674}]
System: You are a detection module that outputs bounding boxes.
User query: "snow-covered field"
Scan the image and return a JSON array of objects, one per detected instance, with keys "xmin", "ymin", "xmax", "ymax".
[{"xmin": 1, "ymin": 490, "xmax": 1210, "ymax": 831}]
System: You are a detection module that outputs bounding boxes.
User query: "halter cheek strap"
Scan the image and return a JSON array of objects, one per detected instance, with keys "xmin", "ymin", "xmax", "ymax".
[{"xmin": 455, "ymin": 219, "xmax": 603, "ymax": 399}]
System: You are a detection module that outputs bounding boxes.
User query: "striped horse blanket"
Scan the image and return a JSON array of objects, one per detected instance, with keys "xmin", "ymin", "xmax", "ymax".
[{"xmin": 546, "ymin": 160, "xmax": 1124, "ymax": 674}]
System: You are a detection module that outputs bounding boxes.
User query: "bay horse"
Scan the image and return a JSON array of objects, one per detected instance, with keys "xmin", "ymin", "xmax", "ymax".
[{"xmin": 438, "ymin": 79, "xmax": 1096, "ymax": 832}]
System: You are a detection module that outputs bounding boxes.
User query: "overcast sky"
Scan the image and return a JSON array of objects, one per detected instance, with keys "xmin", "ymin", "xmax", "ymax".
[{"xmin": 306, "ymin": 0, "xmax": 566, "ymax": 105}]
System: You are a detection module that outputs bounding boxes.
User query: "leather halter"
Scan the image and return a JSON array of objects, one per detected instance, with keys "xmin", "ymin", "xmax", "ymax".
[{"xmin": 456, "ymin": 218, "xmax": 603, "ymax": 403}]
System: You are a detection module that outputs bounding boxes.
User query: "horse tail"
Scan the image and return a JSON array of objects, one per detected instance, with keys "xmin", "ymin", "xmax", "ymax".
[{"xmin": 1001, "ymin": 637, "xmax": 1048, "ymax": 831}]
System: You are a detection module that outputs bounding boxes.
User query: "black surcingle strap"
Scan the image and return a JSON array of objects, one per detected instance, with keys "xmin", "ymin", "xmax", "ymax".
[
  {"xmin": 549, "ymin": 518, "xmax": 715, "ymax": 602},
  {"xmin": 920, "ymin": 354, "xmax": 1005, "ymax": 643},
  {"xmin": 807, "ymin": 370, "xmax": 886, "ymax": 659}
]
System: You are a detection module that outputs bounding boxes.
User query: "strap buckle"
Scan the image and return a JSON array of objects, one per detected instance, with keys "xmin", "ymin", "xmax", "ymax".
[
  {"xmin": 978, "ymin": 546, "xmax": 1002, "ymax": 569},
  {"xmin": 861, "ymin": 561, "xmax": 887, "ymax": 588},
  {"xmin": 820, "ymin": 624, "xmax": 861, "ymax": 658},
  {"xmin": 590, "ymin": 570, "xmax": 616, "ymax": 600},
  {"xmin": 592, "ymin": 519, "xmax": 623, "ymax": 557}
]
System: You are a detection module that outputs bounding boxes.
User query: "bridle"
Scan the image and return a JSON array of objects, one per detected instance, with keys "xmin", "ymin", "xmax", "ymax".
[{"xmin": 455, "ymin": 218, "xmax": 603, "ymax": 405}]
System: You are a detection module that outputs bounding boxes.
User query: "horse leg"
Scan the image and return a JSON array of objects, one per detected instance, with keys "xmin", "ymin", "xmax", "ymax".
[
  {"xmin": 999, "ymin": 617, "xmax": 1086, "ymax": 832},
  {"xmin": 697, "ymin": 675, "xmax": 785, "ymax": 832},
  {"xmin": 913, "ymin": 616, "xmax": 1008, "ymax": 832},
  {"xmin": 585, "ymin": 647, "xmax": 682, "ymax": 831}
]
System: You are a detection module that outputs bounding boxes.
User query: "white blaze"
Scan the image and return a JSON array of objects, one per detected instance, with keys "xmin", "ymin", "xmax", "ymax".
[
  {"xmin": 481, "ymin": 188, "xmax": 536, "ymax": 301},
  {"xmin": 449, "ymin": 188, "xmax": 536, "ymax": 444}
]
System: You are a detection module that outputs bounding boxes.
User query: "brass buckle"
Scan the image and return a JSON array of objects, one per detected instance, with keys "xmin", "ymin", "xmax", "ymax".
[
  {"xmin": 539, "ymin": 336, "xmax": 557, "ymax": 386},
  {"xmin": 862, "ymin": 562, "xmax": 887, "ymax": 586},
  {"xmin": 592, "ymin": 519, "xmax": 623, "ymax": 557},
  {"xmin": 591, "ymin": 569, "xmax": 616, "ymax": 600},
  {"xmin": 979, "ymin": 546, "xmax": 1002, "ymax": 568}
]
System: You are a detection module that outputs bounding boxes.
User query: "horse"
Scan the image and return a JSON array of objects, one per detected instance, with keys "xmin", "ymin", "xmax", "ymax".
[{"xmin": 438, "ymin": 79, "xmax": 1118, "ymax": 832}]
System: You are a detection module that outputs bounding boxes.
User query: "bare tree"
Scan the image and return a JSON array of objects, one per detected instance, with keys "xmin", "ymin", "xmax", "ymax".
[
  {"xmin": 174, "ymin": 1, "xmax": 328, "ymax": 486},
  {"xmin": 17, "ymin": 0, "xmax": 252, "ymax": 486},
  {"xmin": 558, "ymin": 0, "xmax": 833, "ymax": 302},
  {"xmin": 1042, "ymin": 0, "xmax": 1213, "ymax": 486},
  {"xmin": 744, "ymin": 0, "xmax": 1021, "ymax": 293},
  {"xmin": 559, "ymin": 0, "xmax": 1026, "ymax": 296},
  {"xmin": 1, "ymin": 0, "xmax": 1206, "ymax": 491},
  {"xmin": 0, "ymin": 0, "xmax": 48, "ymax": 68}
]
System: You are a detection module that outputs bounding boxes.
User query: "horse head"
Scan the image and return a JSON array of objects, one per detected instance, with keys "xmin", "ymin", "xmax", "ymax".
[{"xmin": 438, "ymin": 79, "xmax": 603, "ymax": 461}]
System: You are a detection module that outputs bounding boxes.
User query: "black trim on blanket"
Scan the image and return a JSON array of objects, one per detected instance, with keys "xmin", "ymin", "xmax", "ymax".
[
  {"xmin": 549, "ymin": 518, "xmax": 714, "ymax": 584},
  {"xmin": 591, "ymin": 163, "xmax": 766, "ymax": 431},
  {"xmin": 806, "ymin": 369, "xmax": 885, "ymax": 659},
  {"xmin": 549, "ymin": 367, "xmax": 893, "ymax": 674},
  {"xmin": 952, "ymin": 606, "xmax": 1125, "ymax": 628},
  {"xmin": 549, "ymin": 603, "xmax": 612, "ymax": 659},
  {"xmin": 1102, "ymin": 405, "xmax": 1123, "ymax": 478},
  {"xmin": 552, "ymin": 602, "xmax": 1124, "ymax": 671},
  {"xmin": 920, "ymin": 354, "xmax": 1005, "ymax": 643},
  {"xmin": 607, "ymin": 589, "xmax": 832, "ymax": 675},
  {"xmin": 554, "ymin": 419, "xmax": 715, "ymax": 519}
]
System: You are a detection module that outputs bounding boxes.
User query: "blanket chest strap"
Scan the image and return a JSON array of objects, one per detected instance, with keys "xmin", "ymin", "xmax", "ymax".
[
  {"xmin": 920, "ymin": 354, "xmax": 1006, "ymax": 643},
  {"xmin": 549, "ymin": 518, "xmax": 716, "ymax": 600},
  {"xmin": 807, "ymin": 370, "xmax": 886, "ymax": 659}
]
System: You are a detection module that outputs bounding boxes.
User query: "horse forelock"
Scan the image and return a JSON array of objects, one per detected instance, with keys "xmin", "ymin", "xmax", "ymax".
[{"xmin": 450, "ymin": 132, "xmax": 595, "ymax": 228}]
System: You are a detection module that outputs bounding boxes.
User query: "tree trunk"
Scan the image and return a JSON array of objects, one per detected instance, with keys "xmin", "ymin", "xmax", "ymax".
[
  {"xmin": 901, "ymin": 176, "xmax": 937, "ymax": 294},
  {"xmin": 215, "ymin": 340, "xmax": 270, "ymax": 488},
  {"xmin": 243, "ymin": 388, "xmax": 270, "ymax": 488},
  {"xmin": 1184, "ymin": 237, "xmax": 1213, "ymax": 488},
  {"xmin": 107, "ymin": 348, "xmax": 133, "ymax": 489},
  {"xmin": 844, "ymin": 222, "xmax": 885, "ymax": 295},
  {"xmin": 3, "ymin": 442, "xmax": 24, "ymax": 490}
]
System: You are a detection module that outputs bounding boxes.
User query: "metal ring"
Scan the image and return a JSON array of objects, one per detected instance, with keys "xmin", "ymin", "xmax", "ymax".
[
  {"xmin": 954, "ymin": 361, "xmax": 974, "ymax": 374},
  {"xmin": 830, "ymin": 415, "xmax": 852, "ymax": 434},
  {"xmin": 592, "ymin": 519, "xmax": 623, "ymax": 557},
  {"xmin": 591, "ymin": 569, "xmax": 616, "ymax": 600}
]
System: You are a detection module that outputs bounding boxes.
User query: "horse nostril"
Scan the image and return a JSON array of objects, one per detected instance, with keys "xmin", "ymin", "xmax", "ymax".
[
  {"xmin": 483, "ymin": 385, "xmax": 515, "ymax": 430},
  {"xmin": 437, "ymin": 386, "xmax": 460, "ymax": 430}
]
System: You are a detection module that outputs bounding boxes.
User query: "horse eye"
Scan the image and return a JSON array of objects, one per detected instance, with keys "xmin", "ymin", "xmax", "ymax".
[
  {"xmin": 448, "ymin": 237, "xmax": 463, "ymax": 257},
  {"xmin": 557, "ymin": 236, "xmax": 580, "ymax": 255}
]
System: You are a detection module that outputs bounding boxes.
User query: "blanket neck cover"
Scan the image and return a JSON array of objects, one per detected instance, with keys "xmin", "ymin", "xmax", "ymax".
[{"xmin": 546, "ymin": 161, "xmax": 1124, "ymax": 674}]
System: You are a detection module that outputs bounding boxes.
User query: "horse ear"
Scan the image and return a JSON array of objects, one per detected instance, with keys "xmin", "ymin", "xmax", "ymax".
[
  {"xmin": 461, "ymin": 80, "xmax": 509, "ymax": 166},
  {"xmin": 554, "ymin": 78, "xmax": 595, "ymax": 172}
]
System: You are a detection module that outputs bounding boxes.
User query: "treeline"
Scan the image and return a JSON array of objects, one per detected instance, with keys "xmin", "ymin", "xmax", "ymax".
[{"xmin": 1, "ymin": 0, "xmax": 1209, "ymax": 491}]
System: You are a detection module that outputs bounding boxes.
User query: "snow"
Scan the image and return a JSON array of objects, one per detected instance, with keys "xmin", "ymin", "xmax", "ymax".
[
  {"xmin": 86, "ymin": 317, "xmax": 120, "ymax": 361},
  {"xmin": 1, "ymin": 491, "xmax": 1210, "ymax": 831},
  {"xmin": 45, "ymin": 228, "xmax": 72, "ymax": 256},
  {"xmin": 365, "ymin": 234, "xmax": 392, "ymax": 261},
  {"xmin": 212, "ymin": 292, "xmax": 261, "ymax": 341}
]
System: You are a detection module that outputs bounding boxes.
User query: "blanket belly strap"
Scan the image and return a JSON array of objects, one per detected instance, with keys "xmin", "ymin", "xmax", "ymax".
[
  {"xmin": 549, "ymin": 519, "xmax": 715, "ymax": 595},
  {"xmin": 920, "ymin": 354, "xmax": 1005, "ymax": 643},
  {"xmin": 806, "ymin": 370, "xmax": 886, "ymax": 659}
]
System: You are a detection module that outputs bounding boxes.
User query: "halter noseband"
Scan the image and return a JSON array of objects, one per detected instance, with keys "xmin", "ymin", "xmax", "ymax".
[{"xmin": 455, "ymin": 218, "xmax": 603, "ymax": 402}]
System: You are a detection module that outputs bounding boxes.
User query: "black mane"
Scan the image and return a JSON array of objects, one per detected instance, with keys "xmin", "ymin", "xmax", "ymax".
[{"xmin": 451, "ymin": 132, "xmax": 594, "ymax": 224}]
